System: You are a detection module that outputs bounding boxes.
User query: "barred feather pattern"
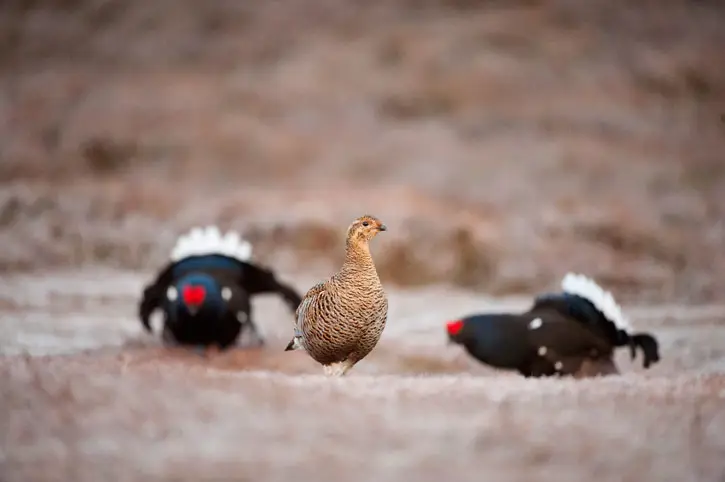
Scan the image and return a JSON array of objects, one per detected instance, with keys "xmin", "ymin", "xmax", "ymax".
[{"xmin": 292, "ymin": 216, "xmax": 388, "ymax": 374}]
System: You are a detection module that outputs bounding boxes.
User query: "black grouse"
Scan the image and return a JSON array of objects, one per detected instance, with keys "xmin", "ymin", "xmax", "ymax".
[
  {"xmin": 139, "ymin": 226, "xmax": 302, "ymax": 350},
  {"xmin": 446, "ymin": 272, "xmax": 660, "ymax": 377}
]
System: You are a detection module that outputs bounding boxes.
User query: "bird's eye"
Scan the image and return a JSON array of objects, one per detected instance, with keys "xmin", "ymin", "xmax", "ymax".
[
  {"xmin": 221, "ymin": 287, "xmax": 232, "ymax": 301},
  {"xmin": 362, "ymin": 221, "xmax": 369, "ymax": 227},
  {"xmin": 166, "ymin": 286, "xmax": 178, "ymax": 301}
]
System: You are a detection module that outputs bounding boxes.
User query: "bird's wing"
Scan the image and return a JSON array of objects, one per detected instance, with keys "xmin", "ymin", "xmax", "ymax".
[
  {"xmin": 526, "ymin": 315, "xmax": 612, "ymax": 359},
  {"xmin": 138, "ymin": 262, "xmax": 175, "ymax": 332},
  {"xmin": 294, "ymin": 281, "xmax": 328, "ymax": 332},
  {"xmin": 530, "ymin": 293, "xmax": 604, "ymax": 327},
  {"xmin": 529, "ymin": 292, "xmax": 624, "ymax": 345},
  {"xmin": 236, "ymin": 261, "xmax": 303, "ymax": 313}
]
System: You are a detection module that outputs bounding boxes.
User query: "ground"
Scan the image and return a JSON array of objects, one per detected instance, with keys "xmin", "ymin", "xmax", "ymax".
[
  {"xmin": 1, "ymin": 0, "xmax": 725, "ymax": 481},
  {"xmin": 2, "ymin": 270, "xmax": 725, "ymax": 481}
]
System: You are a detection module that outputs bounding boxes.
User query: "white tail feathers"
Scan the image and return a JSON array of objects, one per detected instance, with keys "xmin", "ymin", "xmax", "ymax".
[
  {"xmin": 170, "ymin": 226, "xmax": 252, "ymax": 263},
  {"xmin": 561, "ymin": 272, "xmax": 631, "ymax": 333}
]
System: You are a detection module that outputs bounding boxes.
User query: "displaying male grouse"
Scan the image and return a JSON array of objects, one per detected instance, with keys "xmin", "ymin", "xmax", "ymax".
[
  {"xmin": 446, "ymin": 272, "xmax": 660, "ymax": 377},
  {"xmin": 139, "ymin": 226, "xmax": 302, "ymax": 350},
  {"xmin": 284, "ymin": 215, "xmax": 389, "ymax": 377}
]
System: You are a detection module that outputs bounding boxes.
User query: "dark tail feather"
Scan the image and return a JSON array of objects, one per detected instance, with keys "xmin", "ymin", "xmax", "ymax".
[
  {"xmin": 284, "ymin": 337, "xmax": 300, "ymax": 352},
  {"xmin": 630, "ymin": 333, "xmax": 660, "ymax": 369}
]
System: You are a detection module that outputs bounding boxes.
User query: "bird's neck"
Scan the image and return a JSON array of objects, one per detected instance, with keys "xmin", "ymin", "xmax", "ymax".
[{"xmin": 342, "ymin": 238, "xmax": 377, "ymax": 274}]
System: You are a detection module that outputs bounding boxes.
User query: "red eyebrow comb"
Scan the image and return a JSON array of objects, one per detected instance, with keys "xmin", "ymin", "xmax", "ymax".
[
  {"xmin": 446, "ymin": 319, "xmax": 464, "ymax": 335},
  {"xmin": 182, "ymin": 285, "xmax": 206, "ymax": 306}
]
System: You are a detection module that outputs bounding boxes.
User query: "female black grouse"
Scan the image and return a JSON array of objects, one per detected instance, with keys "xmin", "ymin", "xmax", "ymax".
[{"xmin": 139, "ymin": 226, "xmax": 302, "ymax": 350}]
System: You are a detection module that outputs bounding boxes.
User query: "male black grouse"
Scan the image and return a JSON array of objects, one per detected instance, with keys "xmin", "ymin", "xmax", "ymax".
[
  {"xmin": 139, "ymin": 226, "xmax": 302, "ymax": 350},
  {"xmin": 446, "ymin": 272, "xmax": 660, "ymax": 378}
]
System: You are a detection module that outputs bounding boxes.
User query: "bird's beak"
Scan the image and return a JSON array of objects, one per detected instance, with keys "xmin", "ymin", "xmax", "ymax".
[{"xmin": 378, "ymin": 224, "xmax": 387, "ymax": 232}]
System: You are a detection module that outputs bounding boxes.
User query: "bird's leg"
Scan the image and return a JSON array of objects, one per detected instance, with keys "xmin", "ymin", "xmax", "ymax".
[
  {"xmin": 191, "ymin": 345, "xmax": 207, "ymax": 357},
  {"xmin": 236, "ymin": 311, "xmax": 264, "ymax": 349},
  {"xmin": 575, "ymin": 357, "xmax": 619, "ymax": 378},
  {"xmin": 336, "ymin": 360, "xmax": 355, "ymax": 377},
  {"xmin": 323, "ymin": 360, "xmax": 355, "ymax": 377},
  {"xmin": 243, "ymin": 320, "xmax": 265, "ymax": 348},
  {"xmin": 204, "ymin": 344, "xmax": 221, "ymax": 360},
  {"xmin": 161, "ymin": 325, "xmax": 177, "ymax": 347}
]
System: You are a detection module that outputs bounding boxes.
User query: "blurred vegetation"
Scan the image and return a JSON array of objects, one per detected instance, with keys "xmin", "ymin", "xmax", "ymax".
[{"xmin": 0, "ymin": 0, "xmax": 724, "ymax": 302}]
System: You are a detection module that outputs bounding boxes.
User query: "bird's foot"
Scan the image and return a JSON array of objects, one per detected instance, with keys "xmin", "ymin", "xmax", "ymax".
[
  {"xmin": 575, "ymin": 357, "xmax": 619, "ymax": 379},
  {"xmin": 193, "ymin": 344, "xmax": 221, "ymax": 360},
  {"xmin": 241, "ymin": 321, "xmax": 265, "ymax": 349},
  {"xmin": 245, "ymin": 329, "xmax": 265, "ymax": 349},
  {"xmin": 161, "ymin": 325, "xmax": 178, "ymax": 347}
]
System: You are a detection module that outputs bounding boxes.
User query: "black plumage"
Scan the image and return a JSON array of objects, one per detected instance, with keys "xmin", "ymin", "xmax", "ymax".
[
  {"xmin": 530, "ymin": 291, "xmax": 660, "ymax": 369},
  {"xmin": 139, "ymin": 227, "xmax": 302, "ymax": 350},
  {"xmin": 446, "ymin": 314, "xmax": 558, "ymax": 377},
  {"xmin": 446, "ymin": 273, "xmax": 661, "ymax": 377}
]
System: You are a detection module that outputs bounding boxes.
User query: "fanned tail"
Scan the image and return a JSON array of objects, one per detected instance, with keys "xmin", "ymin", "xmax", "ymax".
[
  {"xmin": 561, "ymin": 272, "xmax": 631, "ymax": 333},
  {"xmin": 170, "ymin": 225, "xmax": 252, "ymax": 262}
]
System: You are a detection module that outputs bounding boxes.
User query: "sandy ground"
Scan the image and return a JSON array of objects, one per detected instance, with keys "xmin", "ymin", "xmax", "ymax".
[{"xmin": 2, "ymin": 269, "xmax": 725, "ymax": 482}]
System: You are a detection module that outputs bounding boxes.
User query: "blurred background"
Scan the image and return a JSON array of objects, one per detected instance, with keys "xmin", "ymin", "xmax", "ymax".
[{"xmin": 1, "ymin": 0, "xmax": 724, "ymax": 303}]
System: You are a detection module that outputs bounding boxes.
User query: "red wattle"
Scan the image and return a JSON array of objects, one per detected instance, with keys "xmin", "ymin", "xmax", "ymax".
[{"xmin": 446, "ymin": 319, "xmax": 464, "ymax": 335}]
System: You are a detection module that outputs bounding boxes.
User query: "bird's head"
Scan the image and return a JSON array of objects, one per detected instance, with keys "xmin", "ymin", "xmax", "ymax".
[
  {"xmin": 165, "ymin": 273, "xmax": 233, "ymax": 317},
  {"xmin": 346, "ymin": 215, "xmax": 387, "ymax": 243},
  {"xmin": 445, "ymin": 318, "xmax": 467, "ymax": 345}
]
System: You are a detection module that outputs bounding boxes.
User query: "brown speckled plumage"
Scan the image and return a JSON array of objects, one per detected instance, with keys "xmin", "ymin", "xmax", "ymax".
[{"xmin": 285, "ymin": 215, "xmax": 389, "ymax": 377}]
